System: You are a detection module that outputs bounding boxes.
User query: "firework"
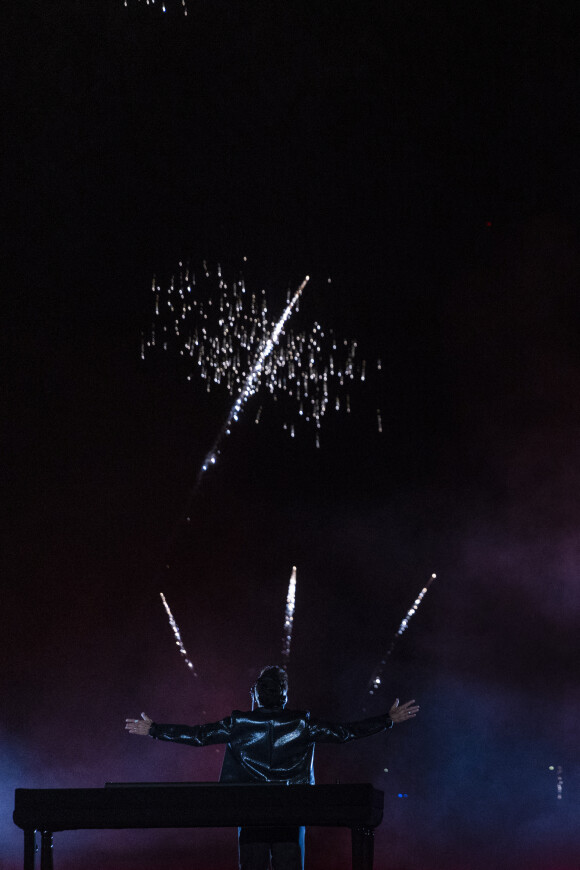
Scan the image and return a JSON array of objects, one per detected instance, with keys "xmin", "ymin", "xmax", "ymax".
[
  {"xmin": 160, "ymin": 592, "xmax": 196, "ymax": 674},
  {"xmin": 142, "ymin": 262, "xmax": 381, "ymax": 449},
  {"xmin": 281, "ymin": 566, "xmax": 297, "ymax": 663},
  {"xmin": 123, "ymin": 0, "xmax": 188, "ymax": 16},
  {"xmin": 367, "ymin": 573, "xmax": 436, "ymax": 695}
]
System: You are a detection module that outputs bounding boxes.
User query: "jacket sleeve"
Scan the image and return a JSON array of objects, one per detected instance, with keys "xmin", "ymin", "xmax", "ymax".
[
  {"xmin": 149, "ymin": 715, "xmax": 235, "ymax": 746},
  {"xmin": 307, "ymin": 712, "xmax": 393, "ymax": 743}
]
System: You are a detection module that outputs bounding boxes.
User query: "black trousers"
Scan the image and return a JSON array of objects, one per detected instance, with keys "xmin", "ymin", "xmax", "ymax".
[{"xmin": 238, "ymin": 826, "xmax": 305, "ymax": 870}]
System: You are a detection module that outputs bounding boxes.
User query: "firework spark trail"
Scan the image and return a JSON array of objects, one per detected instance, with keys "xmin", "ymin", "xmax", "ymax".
[
  {"xmin": 196, "ymin": 275, "xmax": 310, "ymax": 482},
  {"xmin": 160, "ymin": 592, "xmax": 196, "ymax": 674},
  {"xmin": 553, "ymin": 764, "xmax": 563, "ymax": 800},
  {"xmin": 367, "ymin": 573, "xmax": 437, "ymax": 696},
  {"xmin": 281, "ymin": 565, "xmax": 297, "ymax": 664}
]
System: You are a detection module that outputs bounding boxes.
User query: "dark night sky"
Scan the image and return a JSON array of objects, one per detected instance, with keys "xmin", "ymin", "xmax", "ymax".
[{"xmin": 3, "ymin": 2, "xmax": 580, "ymax": 868}]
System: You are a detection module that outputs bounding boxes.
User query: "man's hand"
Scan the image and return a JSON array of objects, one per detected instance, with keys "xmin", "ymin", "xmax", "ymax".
[
  {"xmin": 125, "ymin": 712, "xmax": 153, "ymax": 736},
  {"xmin": 389, "ymin": 698, "xmax": 419, "ymax": 724}
]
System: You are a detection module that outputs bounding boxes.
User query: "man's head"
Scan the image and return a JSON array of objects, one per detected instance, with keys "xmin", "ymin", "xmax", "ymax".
[{"xmin": 252, "ymin": 665, "xmax": 288, "ymax": 709}]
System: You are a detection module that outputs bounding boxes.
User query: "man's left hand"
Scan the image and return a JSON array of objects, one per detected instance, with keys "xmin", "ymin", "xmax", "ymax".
[{"xmin": 389, "ymin": 698, "xmax": 419, "ymax": 723}]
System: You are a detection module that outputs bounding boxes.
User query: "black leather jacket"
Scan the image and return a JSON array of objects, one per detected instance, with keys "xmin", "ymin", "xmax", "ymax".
[{"xmin": 150, "ymin": 707, "xmax": 392, "ymax": 784}]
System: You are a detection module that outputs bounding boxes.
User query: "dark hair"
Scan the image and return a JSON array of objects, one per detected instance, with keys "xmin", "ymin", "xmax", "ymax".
[{"xmin": 253, "ymin": 665, "xmax": 288, "ymax": 708}]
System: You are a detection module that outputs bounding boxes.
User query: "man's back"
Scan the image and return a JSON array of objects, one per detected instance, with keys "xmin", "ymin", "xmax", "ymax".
[{"xmin": 219, "ymin": 708, "xmax": 316, "ymax": 784}]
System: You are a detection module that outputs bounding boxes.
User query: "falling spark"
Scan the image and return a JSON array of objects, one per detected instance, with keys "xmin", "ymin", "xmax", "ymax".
[
  {"xmin": 281, "ymin": 566, "xmax": 297, "ymax": 663},
  {"xmin": 160, "ymin": 592, "xmax": 196, "ymax": 674},
  {"xmin": 123, "ymin": 0, "xmax": 188, "ymax": 15},
  {"xmin": 367, "ymin": 573, "xmax": 437, "ymax": 695}
]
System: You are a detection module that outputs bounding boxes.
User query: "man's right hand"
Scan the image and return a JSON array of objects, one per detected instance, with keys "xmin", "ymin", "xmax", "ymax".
[{"xmin": 125, "ymin": 712, "xmax": 153, "ymax": 736}]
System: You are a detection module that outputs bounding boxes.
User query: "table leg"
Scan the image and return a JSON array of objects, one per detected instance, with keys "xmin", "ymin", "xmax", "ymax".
[
  {"xmin": 40, "ymin": 831, "xmax": 53, "ymax": 870},
  {"xmin": 23, "ymin": 829, "xmax": 36, "ymax": 870},
  {"xmin": 351, "ymin": 825, "xmax": 374, "ymax": 870}
]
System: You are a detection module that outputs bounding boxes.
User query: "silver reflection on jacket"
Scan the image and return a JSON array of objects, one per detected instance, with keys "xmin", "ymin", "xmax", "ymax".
[{"xmin": 149, "ymin": 708, "xmax": 393, "ymax": 784}]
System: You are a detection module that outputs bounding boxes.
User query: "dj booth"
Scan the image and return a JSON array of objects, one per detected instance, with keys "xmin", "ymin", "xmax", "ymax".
[{"xmin": 14, "ymin": 781, "xmax": 384, "ymax": 870}]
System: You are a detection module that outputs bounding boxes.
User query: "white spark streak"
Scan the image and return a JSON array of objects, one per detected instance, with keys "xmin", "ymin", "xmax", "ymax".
[
  {"xmin": 394, "ymin": 573, "xmax": 436, "ymax": 638},
  {"xmin": 225, "ymin": 277, "xmax": 309, "ymax": 429},
  {"xmin": 368, "ymin": 573, "xmax": 437, "ymax": 695},
  {"xmin": 198, "ymin": 277, "xmax": 309, "ymax": 477},
  {"xmin": 282, "ymin": 565, "xmax": 297, "ymax": 662},
  {"xmin": 160, "ymin": 592, "xmax": 196, "ymax": 674}
]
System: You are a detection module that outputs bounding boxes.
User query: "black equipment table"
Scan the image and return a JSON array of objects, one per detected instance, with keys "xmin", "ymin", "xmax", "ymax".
[{"xmin": 14, "ymin": 782, "xmax": 384, "ymax": 870}]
